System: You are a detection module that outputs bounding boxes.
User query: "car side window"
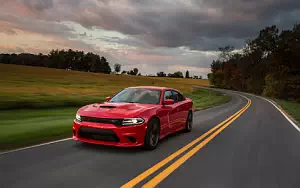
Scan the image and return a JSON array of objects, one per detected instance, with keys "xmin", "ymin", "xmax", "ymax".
[
  {"xmin": 172, "ymin": 91, "xmax": 185, "ymax": 102},
  {"xmin": 164, "ymin": 90, "xmax": 173, "ymax": 101},
  {"xmin": 177, "ymin": 92, "xmax": 185, "ymax": 102}
]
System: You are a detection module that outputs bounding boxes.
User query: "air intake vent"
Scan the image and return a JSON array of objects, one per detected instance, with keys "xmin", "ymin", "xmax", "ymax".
[
  {"xmin": 78, "ymin": 127, "xmax": 120, "ymax": 142},
  {"xmin": 80, "ymin": 116, "xmax": 122, "ymax": 126},
  {"xmin": 98, "ymin": 106, "xmax": 116, "ymax": 108}
]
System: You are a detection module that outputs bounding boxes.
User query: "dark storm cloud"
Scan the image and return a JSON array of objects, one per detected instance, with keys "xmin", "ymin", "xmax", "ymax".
[
  {"xmin": 22, "ymin": 0, "xmax": 54, "ymax": 11},
  {"xmin": 55, "ymin": 0, "xmax": 300, "ymax": 50},
  {"xmin": 0, "ymin": 14, "xmax": 75, "ymax": 38},
  {"xmin": 4, "ymin": 0, "xmax": 300, "ymax": 51}
]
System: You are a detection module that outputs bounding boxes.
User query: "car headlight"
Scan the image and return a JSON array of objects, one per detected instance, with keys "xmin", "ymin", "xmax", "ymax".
[
  {"xmin": 75, "ymin": 113, "xmax": 81, "ymax": 122},
  {"xmin": 122, "ymin": 118, "xmax": 144, "ymax": 126}
]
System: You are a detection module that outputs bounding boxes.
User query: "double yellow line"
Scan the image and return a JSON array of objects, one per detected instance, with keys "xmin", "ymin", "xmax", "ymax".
[{"xmin": 121, "ymin": 95, "xmax": 251, "ymax": 188}]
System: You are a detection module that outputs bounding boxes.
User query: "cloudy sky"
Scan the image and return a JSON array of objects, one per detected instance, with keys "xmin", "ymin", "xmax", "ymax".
[{"xmin": 1, "ymin": 0, "xmax": 300, "ymax": 77}]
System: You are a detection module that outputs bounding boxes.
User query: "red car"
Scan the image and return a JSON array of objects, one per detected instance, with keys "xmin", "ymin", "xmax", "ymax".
[{"xmin": 72, "ymin": 86, "xmax": 194, "ymax": 150}]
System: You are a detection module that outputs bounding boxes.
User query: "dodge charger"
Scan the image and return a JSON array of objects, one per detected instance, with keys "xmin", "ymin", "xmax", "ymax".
[{"xmin": 72, "ymin": 86, "xmax": 194, "ymax": 150}]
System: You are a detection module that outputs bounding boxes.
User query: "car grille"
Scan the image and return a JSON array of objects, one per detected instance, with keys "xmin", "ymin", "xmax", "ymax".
[
  {"xmin": 78, "ymin": 127, "xmax": 120, "ymax": 142},
  {"xmin": 80, "ymin": 116, "xmax": 122, "ymax": 126}
]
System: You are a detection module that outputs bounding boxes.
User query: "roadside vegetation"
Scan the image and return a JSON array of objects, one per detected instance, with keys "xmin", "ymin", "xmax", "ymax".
[
  {"xmin": 0, "ymin": 107, "xmax": 77, "ymax": 150},
  {"xmin": 207, "ymin": 23, "xmax": 300, "ymax": 122},
  {"xmin": 185, "ymin": 88, "xmax": 231, "ymax": 110},
  {"xmin": 274, "ymin": 100, "xmax": 300, "ymax": 123},
  {"xmin": 0, "ymin": 64, "xmax": 231, "ymax": 151}
]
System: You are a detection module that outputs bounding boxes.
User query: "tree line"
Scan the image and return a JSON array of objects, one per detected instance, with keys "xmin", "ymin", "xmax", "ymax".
[
  {"xmin": 208, "ymin": 24, "xmax": 300, "ymax": 102},
  {"xmin": 157, "ymin": 70, "xmax": 202, "ymax": 79},
  {"xmin": 0, "ymin": 49, "xmax": 112, "ymax": 74},
  {"xmin": 0, "ymin": 49, "xmax": 203, "ymax": 79}
]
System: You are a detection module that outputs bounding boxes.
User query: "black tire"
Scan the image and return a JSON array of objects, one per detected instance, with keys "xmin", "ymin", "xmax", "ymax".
[
  {"xmin": 184, "ymin": 111, "xmax": 193, "ymax": 132},
  {"xmin": 144, "ymin": 118, "xmax": 160, "ymax": 150}
]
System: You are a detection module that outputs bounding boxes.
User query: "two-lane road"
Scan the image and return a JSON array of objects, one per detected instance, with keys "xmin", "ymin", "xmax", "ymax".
[{"xmin": 1, "ymin": 88, "xmax": 299, "ymax": 188}]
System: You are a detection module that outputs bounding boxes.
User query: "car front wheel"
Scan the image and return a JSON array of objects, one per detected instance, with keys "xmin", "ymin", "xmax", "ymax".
[
  {"xmin": 184, "ymin": 111, "xmax": 193, "ymax": 132},
  {"xmin": 144, "ymin": 118, "xmax": 160, "ymax": 150}
]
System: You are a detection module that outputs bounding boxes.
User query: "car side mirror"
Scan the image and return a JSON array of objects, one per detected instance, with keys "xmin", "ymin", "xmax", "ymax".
[
  {"xmin": 163, "ymin": 99, "xmax": 174, "ymax": 105},
  {"xmin": 106, "ymin": 96, "xmax": 111, "ymax": 102}
]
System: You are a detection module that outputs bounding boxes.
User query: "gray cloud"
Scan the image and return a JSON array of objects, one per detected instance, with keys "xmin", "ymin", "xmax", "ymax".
[
  {"xmin": 97, "ymin": 36, "xmax": 153, "ymax": 49},
  {"xmin": 48, "ymin": 0, "xmax": 300, "ymax": 50},
  {"xmin": 0, "ymin": 14, "xmax": 75, "ymax": 38},
  {"xmin": 5, "ymin": 0, "xmax": 300, "ymax": 50},
  {"xmin": 21, "ymin": 0, "xmax": 54, "ymax": 11},
  {"xmin": 0, "ymin": 27, "xmax": 17, "ymax": 35}
]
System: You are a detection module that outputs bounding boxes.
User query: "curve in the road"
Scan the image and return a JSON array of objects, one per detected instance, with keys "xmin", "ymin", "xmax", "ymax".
[{"xmin": 237, "ymin": 91, "xmax": 300, "ymax": 132}]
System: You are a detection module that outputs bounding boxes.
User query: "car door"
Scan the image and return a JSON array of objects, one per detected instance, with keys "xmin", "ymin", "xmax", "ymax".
[
  {"xmin": 161, "ymin": 90, "xmax": 180, "ymax": 133},
  {"xmin": 171, "ymin": 90, "xmax": 188, "ymax": 129}
]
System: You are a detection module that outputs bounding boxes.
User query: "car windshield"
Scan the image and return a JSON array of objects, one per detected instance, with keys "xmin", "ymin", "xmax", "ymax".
[{"xmin": 109, "ymin": 88, "xmax": 161, "ymax": 104}]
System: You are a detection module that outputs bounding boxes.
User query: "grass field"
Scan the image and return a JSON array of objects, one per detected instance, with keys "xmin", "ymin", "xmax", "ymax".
[
  {"xmin": 0, "ymin": 64, "xmax": 210, "ymax": 110},
  {"xmin": 275, "ymin": 99, "xmax": 300, "ymax": 123},
  {"xmin": 186, "ymin": 89, "xmax": 231, "ymax": 110}
]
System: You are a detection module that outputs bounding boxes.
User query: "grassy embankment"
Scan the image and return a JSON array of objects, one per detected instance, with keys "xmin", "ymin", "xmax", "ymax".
[
  {"xmin": 209, "ymin": 84, "xmax": 300, "ymax": 124},
  {"xmin": 274, "ymin": 99, "xmax": 300, "ymax": 123},
  {"xmin": 0, "ymin": 64, "xmax": 230, "ymax": 150}
]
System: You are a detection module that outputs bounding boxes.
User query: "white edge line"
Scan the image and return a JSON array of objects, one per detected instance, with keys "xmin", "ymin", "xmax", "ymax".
[
  {"xmin": 0, "ymin": 137, "xmax": 72, "ymax": 156},
  {"xmin": 234, "ymin": 91, "xmax": 300, "ymax": 133}
]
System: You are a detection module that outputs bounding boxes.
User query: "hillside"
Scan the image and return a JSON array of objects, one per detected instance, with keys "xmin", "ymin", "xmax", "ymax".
[{"xmin": 0, "ymin": 64, "xmax": 210, "ymax": 110}]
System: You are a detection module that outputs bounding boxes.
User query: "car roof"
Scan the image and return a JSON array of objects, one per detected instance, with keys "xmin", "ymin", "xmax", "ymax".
[{"xmin": 126, "ymin": 86, "xmax": 177, "ymax": 91}]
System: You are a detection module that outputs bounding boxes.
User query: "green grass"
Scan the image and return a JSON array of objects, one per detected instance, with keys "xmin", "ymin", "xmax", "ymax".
[
  {"xmin": 0, "ymin": 107, "xmax": 77, "ymax": 150},
  {"xmin": 274, "ymin": 99, "xmax": 300, "ymax": 123},
  {"xmin": 0, "ymin": 64, "xmax": 210, "ymax": 110},
  {"xmin": 186, "ymin": 88, "xmax": 231, "ymax": 110},
  {"xmin": 0, "ymin": 88, "xmax": 230, "ymax": 151}
]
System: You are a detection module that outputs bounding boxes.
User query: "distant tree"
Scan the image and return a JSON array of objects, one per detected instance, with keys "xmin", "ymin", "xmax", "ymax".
[
  {"xmin": 133, "ymin": 68, "xmax": 139, "ymax": 75},
  {"xmin": 168, "ymin": 71, "xmax": 183, "ymax": 78},
  {"xmin": 128, "ymin": 68, "xmax": 139, "ymax": 75},
  {"xmin": 218, "ymin": 45, "xmax": 235, "ymax": 62},
  {"xmin": 207, "ymin": 73, "xmax": 213, "ymax": 84},
  {"xmin": 199, "ymin": 75, "xmax": 202, "ymax": 79},
  {"xmin": 121, "ymin": 70, "xmax": 127, "ymax": 74},
  {"xmin": 114, "ymin": 63, "xmax": 121, "ymax": 74},
  {"xmin": 100, "ymin": 56, "xmax": 111, "ymax": 74},
  {"xmin": 185, "ymin": 70, "xmax": 190, "ymax": 78},
  {"xmin": 0, "ymin": 49, "xmax": 112, "ymax": 74},
  {"xmin": 138, "ymin": 73, "xmax": 142, "ymax": 76},
  {"xmin": 127, "ymin": 70, "xmax": 132, "ymax": 75},
  {"xmin": 157, "ymin": 71, "xmax": 166, "ymax": 77}
]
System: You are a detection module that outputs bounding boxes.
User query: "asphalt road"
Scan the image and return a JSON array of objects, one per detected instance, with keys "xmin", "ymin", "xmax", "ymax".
[{"xmin": 1, "ymin": 88, "xmax": 300, "ymax": 188}]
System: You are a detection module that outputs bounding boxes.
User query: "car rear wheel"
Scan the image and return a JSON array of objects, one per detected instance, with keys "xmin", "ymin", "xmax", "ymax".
[
  {"xmin": 144, "ymin": 118, "xmax": 160, "ymax": 150},
  {"xmin": 184, "ymin": 111, "xmax": 193, "ymax": 132}
]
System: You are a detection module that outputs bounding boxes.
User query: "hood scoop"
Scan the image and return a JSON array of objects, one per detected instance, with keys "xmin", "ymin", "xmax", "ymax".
[{"xmin": 98, "ymin": 105, "xmax": 117, "ymax": 109}]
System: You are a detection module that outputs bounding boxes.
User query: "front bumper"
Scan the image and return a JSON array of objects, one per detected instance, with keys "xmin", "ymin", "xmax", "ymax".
[{"xmin": 72, "ymin": 120, "xmax": 147, "ymax": 147}]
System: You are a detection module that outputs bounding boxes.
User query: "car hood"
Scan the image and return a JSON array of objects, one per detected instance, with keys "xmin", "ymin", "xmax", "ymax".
[{"xmin": 77, "ymin": 102, "xmax": 158, "ymax": 118}]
